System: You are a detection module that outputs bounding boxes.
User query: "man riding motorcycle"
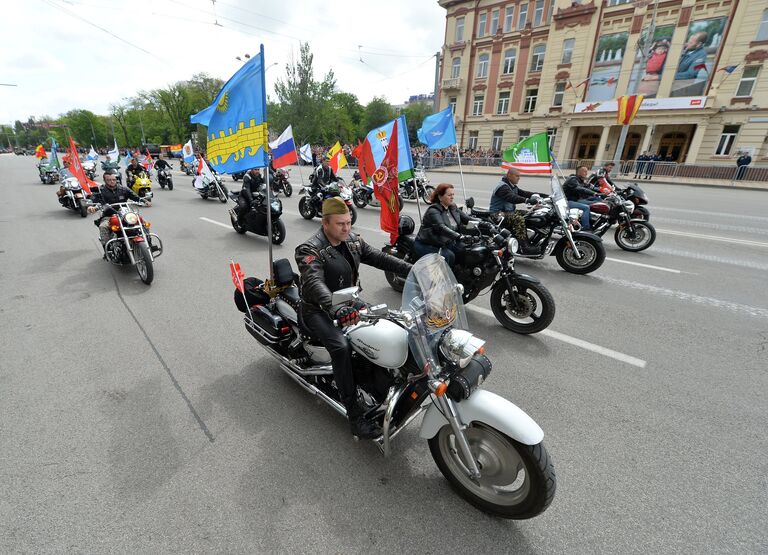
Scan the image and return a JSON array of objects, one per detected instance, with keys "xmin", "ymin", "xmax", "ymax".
[
  {"xmin": 87, "ymin": 172, "xmax": 151, "ymax": 252},
  {"xmin": 311, "ymin": 158, "xmax": 338, "ymax": 189},
  {"xmin": 125, "ymin": 158, "xmax": 145, "ymax": 185},
  {"xmin": 153, "ymin": 156, "xmax": 171, "ymax": 172},
  {"xmin": 236, "ymin": 168, "xmax": 265, "ymax": 216},
  {"xmin": 488, "ymin": 168, "xmax": 548, "ymax": 252},
  {"xmin": 563, "ymin": 165, "xmax": 602, "ymax": 231},
  {"xmin": 295, "ymin": 197, "xmax": 411, "ymax": 439},
  {"xmin": 589, "ymin": 161, "xmax": 616, "ymax": 192}
]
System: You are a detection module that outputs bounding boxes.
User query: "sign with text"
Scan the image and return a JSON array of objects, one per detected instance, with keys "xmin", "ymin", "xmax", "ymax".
[{"xmin": 574, "ymin": 96, "xmax": 708, "ymax": 114}]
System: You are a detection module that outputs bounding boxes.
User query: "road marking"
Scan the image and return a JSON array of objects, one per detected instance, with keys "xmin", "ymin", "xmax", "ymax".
[
  {"xmin": 652, "ymin": 246, "xmax": 768, "ymax": 272},
  {"xmin": 653, "ymin": 206, "xmax": 768, "ymax": 223},
  {"xmin": 654, "ymin": 217, "xmax": 768, "ymax": 236},
  {"xmin": 199, "ymin": 217, "xmax": 231, "ymax": 229},
  {"xmin": 598, "ymin": 276, "xmax": 768, "ymax": 320},
  {"xmin": 466, "ymin": 305, "xmax": 647, "ymax": 368},
  {"xmin": 657, "ymin": 228, "xmax": 768, "ymax": 248},
  {"xmin": 605, "ymin": 257, "xmax": 682, "ymax": 274}
]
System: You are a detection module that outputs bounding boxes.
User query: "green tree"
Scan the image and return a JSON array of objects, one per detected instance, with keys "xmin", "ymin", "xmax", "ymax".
[
  {"xmin": 364, "ymin": 97, "xmax": 395, "ymax": 132},
  {"xmin": 402, "ymin": 101, "xmax": 434, "ymax": 144}
]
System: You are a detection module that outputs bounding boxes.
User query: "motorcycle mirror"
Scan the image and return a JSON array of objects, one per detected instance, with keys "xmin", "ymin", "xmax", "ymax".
[
  {"xmin": 331, "ymin": 286, "xmax": 360, "ymax": 306},
  {"xmin": 465, "ymin": 197, "xmax": 475, "ymax": 209}
]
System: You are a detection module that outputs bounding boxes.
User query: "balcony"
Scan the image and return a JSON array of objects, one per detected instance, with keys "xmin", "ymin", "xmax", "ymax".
[{"xmin": 442, "ymin": 77, "xmax": 462, "ymax": 90}]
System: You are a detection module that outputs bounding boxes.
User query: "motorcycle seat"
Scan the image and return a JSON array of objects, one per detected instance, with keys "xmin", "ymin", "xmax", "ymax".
[
  {"xmin": 471, "ymin": 207, "xmax": 493, "ymax": 217},
  {"xmin": 279, "ymin": 286, "xmax": 301, "ymax": 309}
]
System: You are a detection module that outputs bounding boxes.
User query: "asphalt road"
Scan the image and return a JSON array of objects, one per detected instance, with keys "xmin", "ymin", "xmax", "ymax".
[{"xmin": 1, "ymin": 156, "xmax": 766, "ymax": 554}]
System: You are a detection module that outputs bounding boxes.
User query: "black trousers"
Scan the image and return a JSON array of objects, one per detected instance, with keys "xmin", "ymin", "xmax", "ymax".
[{"xmin": 300, "ymin": 308, "xmax": 357, "ymax": 411}]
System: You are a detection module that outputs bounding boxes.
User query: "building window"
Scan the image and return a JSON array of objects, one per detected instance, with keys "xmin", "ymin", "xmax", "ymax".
[
  {"xmin": 476, "ymin": 53, "xmax": 489, "ymax": 78},
  {"xmin": 758, "ymin": 10, "xmax": 768, "ymax": 41},
  {"xmin": 469, "ymin": 131, "xmax": 479, "ymax": 150},
  {"xmin": 492, "ymin": 130, "xmax": 504, "ymax": 151},
  {"xmin": 530, "ymin": 44, "xmax": 545, "ymax": 72},
  {"xmin": 497, "ymin": 92, "xmax": 510, "ymax": 114},
  {"xmin": 607, "ymin": 0, "xmax": 631, "ymax": 5},
  {"xmin": 472, "ymin": 95, "xmax": 484, "ymax": 116},
  {"xmin": 715, "ymin": 125, "xmax": 740, "ymax": 155},
  {"xmin": 490, "ymin": 9, "xmax": 500, "ymax": 35},
  {"xmin": 518, "ymin": 3, "xmax": 528, "ymax": 30},
  {"xmin": 547, "ymin": 128, "xmax": 557, "ymax": 149},
  {"xmin": 524, "ymin": 89, "xmax": 538, "ymax": 113},
  {"xmin": 552, "ymin": 82, "xmax": 566, "ymax": 107},
  {"xmin": 477, "ymin": 13, "xmax": 487, "ymax": 38},
  {"xmin": 455, "ymin": 17, "xmax": 464, "ymax": 42},
  {"xmin": 735, "ymin": 66, "xmax": 759, "ymax": 97},
  {"xmin": 451, "ymin": 57, "xmax": 461, "ymax": 79},
  {"xmin": 504, "ymin": 6, "xmax": 515, "ymax": 33},
  {"xmin": 561, "ymin": 38, "xmax": 575, "ymax": 64},
  {"xmin": 449, "ymin": 97, "xmax": 457, "ymax": 113},
  {"xmin": 533, "ymin": 0, "xmax": 545, "ymax": 27},
  {"xmin": 519, "ymin": 129, "xmax": 530, "ymax": 141},
  {"xmin": 503, "ymin": 49, "xmax": 517, "ymax": 74}
]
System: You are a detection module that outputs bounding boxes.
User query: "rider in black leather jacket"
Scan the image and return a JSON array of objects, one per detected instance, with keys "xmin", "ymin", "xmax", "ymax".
[
  {"xmin": 295, "ymin": 197, "xmax": 411, "ymax": 439},
  {"xmin": 237, "ymin": 168, "xmax": 265, "ymax": 215}
]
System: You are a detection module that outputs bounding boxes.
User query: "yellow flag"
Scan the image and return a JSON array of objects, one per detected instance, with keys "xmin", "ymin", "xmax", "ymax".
[{"xmin": 328, "ymin": 141, "xmax": 348, "ymax": 172}]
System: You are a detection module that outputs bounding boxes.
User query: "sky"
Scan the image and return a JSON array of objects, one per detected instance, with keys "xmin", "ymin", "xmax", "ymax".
[{"xmin": 1, "ymin": 0, "xmax": 446, "ymax": 125}]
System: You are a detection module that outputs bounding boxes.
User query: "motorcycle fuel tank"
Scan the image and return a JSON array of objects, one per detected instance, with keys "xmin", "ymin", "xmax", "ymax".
[{"xmin": 347, "ymin": 319, "xmax": 408, "ymax": 368}]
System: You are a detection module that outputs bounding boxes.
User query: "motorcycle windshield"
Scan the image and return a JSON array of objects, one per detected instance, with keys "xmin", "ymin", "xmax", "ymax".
[
  {"xmin": 401, "ymin": 254, "xmax": 468, "ymax": 372},
  {"xmin": 550, "ymin": 176, "xmax": 569, "ymax": 221}
]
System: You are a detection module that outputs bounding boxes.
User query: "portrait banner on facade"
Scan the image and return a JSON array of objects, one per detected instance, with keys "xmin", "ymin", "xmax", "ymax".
[
  {"xmin": 627, "ymin": 24, "xmax": 675, "ymax": 99},
  {"xmin": 585, "ymin": 32, "xmax": 629, "ymax": 102},
  {"xmin": 670, "ymin": 17, "xmax": 728, "ymax": 98}
]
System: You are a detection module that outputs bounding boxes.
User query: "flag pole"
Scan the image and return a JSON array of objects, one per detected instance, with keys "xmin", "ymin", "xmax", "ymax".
[
  {"xmin": 260, "ymin": 45, "xmax": 274, "ymax": 283},
  {"xmin": 455, "ymin": 147, "xmax": 468, "ymax": 204},
  {"xmin": 293, "ymin": 142, "xmax": 305, "ymax": 188}
]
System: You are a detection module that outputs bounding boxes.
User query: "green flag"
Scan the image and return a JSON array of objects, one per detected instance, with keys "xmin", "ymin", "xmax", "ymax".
[{"xmin": 501, "ymin": 132, "xmax": 552, "ymax": 174}]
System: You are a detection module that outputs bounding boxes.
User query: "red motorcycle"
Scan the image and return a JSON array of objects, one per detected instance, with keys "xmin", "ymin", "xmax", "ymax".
[{"xmin": 585, "ymin": 189, "xmax": 656, "ymax": 252}]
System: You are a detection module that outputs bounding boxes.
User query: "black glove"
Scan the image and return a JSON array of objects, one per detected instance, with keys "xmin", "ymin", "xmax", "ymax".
[
  {"xmin": 526, "ymin": 197, "xmax": 538, "ymax": 205},
  {"xmin": 478, "ymin": 221, "xmax": 494, "ymax": 233},
  {"xmin": 334, "ymin": 306, "xmax": 360, "ymax": 327},
  {"xmin": 458, "ymin": 234, "xmax": 473, "ymax": 243}
]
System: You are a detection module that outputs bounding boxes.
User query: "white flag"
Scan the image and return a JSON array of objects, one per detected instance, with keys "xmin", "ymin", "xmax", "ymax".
[
  {"xmin": 299, "ymin": 143, "xmax": 312, "ymax": 163},
  {"xmin": 194, "ymin": 156, "xmax": 216, "ymax": 189},
  {"xmin": 107, "ymin": 140, "xmax": 120, "ymax": 163},
  {"xmin": 87, "ymin": 146, "xmax": 99, "ymax": 160},
  {"xmin": 182, "ymin": 140, "xmax": 195, "ymax": 163}
]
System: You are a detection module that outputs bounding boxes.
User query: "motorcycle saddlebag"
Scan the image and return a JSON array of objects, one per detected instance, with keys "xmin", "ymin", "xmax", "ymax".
[
  {"xmin": 447, "ymin": 354, "xmax": 492, "ymax": 401},
  {"xmin": 245, "ymin": 305, "xmax": 290, "ymax": 346},
  {"xmin": 234, "ymin": 277, "xmax": 270, "ymax": 313}
]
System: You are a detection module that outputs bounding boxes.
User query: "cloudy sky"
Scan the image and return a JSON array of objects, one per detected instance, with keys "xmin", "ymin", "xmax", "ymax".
[{"xmin": 2, "ymin": 0, "xmax": 446, "ymax": 124}]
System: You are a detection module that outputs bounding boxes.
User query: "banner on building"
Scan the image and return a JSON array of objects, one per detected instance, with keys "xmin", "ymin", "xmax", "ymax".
[
  {"xmin": 670, "ymin": 17, "xmax": 728, "ymax": 98},
  {"xmin": 585, "ymin": 32, "xmax": 629, "ymax": 102},
  {"xmin": 627, "ymin": 24, "xmax": 675, "ymax": 99},
  {"xmin": 574, "ymin": 96, "xmax": 707, "ymax": 114}
]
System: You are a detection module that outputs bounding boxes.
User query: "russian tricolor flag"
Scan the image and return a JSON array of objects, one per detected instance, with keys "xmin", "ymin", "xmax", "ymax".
[{"xmin": 268, "ymin": 125, "xmax": 298, "ymax": 169}]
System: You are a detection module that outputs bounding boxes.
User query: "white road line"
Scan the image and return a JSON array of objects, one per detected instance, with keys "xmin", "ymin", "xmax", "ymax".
[
  {"xmin": 605, "ymin": 257, "xmax": 682, "ymax": 274},
  {"xmin": 598, "ymin": 276, "xmax": 768, "ymax": 320},
  {"xmin": 653, "ymin": 206, "xmax": 768, "ymax": 223},
  {"xmin": 657, "ymin": 228, "xmax": 768, "ymax": 248},
  {"xmin": 466, "ymin": 305, "xmax": 647, "ymax": 368},
  {"xmin": 652, "ymin": 246, "xmax": 768, "ymax": 272},
  {"xmin": 199, "ymin": 217, "xmax": 231, "ymax": 229},
  {"xmin": 653, "ymin": 217, "xmax": 768, "ymax": 236}
]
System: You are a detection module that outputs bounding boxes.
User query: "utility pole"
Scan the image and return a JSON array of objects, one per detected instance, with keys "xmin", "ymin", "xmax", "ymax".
[
  {"xmin": 433, "ymin": 51, "xmax": 442, "ymax": 111},
  {"xmin": 89, "ymin": 118, "xmax": 97, "ymax": 145},
  {"xmin": 612, "ymin": 0, "xmax": 659, "ymax": 169}
]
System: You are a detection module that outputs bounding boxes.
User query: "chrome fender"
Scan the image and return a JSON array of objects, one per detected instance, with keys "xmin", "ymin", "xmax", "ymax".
[{"xmin": 419, "ymin": 389, "xmax": 544, "ymax": 446}]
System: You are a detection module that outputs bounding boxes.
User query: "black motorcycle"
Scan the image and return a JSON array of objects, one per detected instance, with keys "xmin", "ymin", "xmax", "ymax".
[
  {"xmin": 399, "ymin": 166, "xmax": 434, "ymax": 203},
  {"xmin": 584, "ymin": 191, "xmax": 656, "ymax": 252},
  {"xmin": 299, "ymin": 181, "xmax": 357, "ymax": 225},
  {"xmin": 231, "ymin": 171, "xmax": 245, "ymax": 181},
  {"xmin": 228, "ymin": 190, "xmax": 286, "ymax": 244},
  {"xmin": 157, "ymin": 167, "xmax": 174, "ymax": 190},
  {"xmin": 384, "ymin": 215, "xmax": 555, "ymax": 334},
  {"xmin": 195, "ymin": 173, "xmax": 228, "ymax": 203},
  {"xmin": 469, "ymin": 178, "xmax": 606, "ymax": 275},
  {"xmin": 56, "ymin": 176, "xmax": 90, "ymax": 217},
  {"xmin": 271, "ymin": 168, "xmax": 293, "ymax": 197}
]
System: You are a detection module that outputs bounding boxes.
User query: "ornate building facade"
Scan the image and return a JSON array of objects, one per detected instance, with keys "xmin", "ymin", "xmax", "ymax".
[{"xmin": 437, "ymin": 0, "xmax": 768, "ymax": 165}]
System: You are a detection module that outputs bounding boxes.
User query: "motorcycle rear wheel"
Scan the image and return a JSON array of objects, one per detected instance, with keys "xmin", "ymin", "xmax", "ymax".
[
  {"xmin": 134, "ymin": 243, "xmax": 154, "ymax": 285},
  {"xmin": 299, "ymin": 197, "xmax": 316, "ymax": 219},
  {"xmin": 231, "ymin": 212, "xmax": 246, "ymax": 234},
  {"xmin": 429, "ymin": 423, "xmax": 556, "ymax": 519},
  {"xmin": 490, "ymin": 280, "xmax": 555, "ymax": 334},
  {"xmin": 615, "ymin": 220, "xmax": 655, "ymax": 252}
]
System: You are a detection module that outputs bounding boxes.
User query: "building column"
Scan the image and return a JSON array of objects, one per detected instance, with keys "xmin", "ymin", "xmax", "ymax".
[
  {"xmin": 639, "ymin": 124, "xmax": 654, "ymax": 154},
  {"xmin": 683, "ymin": 122, "xmax": 707, "ymax": 163},
  {"xmin": 595, "ymin": 125, "xmax": 611, "ymax": 164},
  {"xmin": 557, "ymin": 124, "xmax": 572, "ymax": 161}
]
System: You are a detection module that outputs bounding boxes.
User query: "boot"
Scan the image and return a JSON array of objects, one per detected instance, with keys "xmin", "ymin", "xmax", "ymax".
[{"xmin": 345, "ymin": 396, "xmax": 382, "ymax": 440}]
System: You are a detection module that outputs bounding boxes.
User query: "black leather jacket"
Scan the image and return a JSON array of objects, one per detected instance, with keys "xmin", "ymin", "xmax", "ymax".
[
  {"xmin": 563, "ymin": 174, "xmax": 598, "ymax": 202},
  {"xmin": 312, "ymin": 165, "xmax": 338, "ymax": 187},
  {"xmin": 296, "ymin": 229, "xmax": 411, "ymax": 314},
  {"xmin": 125, "ymin": 163, "xmax": 144, "ymax": 180},
  {"xmin": 416, "ymin": 203, "xmax": 471, "ymax": 247},
  {"xmin": 96, "ymin": 185, "xmax": 141, "ymax": 219},
  {"xmin": 241, "ymin": 172, "xmax": 264, "ymax": 205}
]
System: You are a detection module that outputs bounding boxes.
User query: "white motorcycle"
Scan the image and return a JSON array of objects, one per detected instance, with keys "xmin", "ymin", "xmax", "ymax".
[{"xmin": 235, "ymin": 254, "xmax": 556, "ymax": 519}]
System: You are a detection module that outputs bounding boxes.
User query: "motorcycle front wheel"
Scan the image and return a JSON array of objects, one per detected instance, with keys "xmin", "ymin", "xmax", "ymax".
[
  {"xmin": 298, "ymin": 197, "xmax": 316, "ymax": 219},
  {"xmin": 271, "ymin": 220, "xmax": 286, "ymax": 245},
  {"xmin": 383, "ymin": 246, "xmax": 406, "ymax": 292},
  {"xmin": 490, "ymin": 280, "xmax": 555, "ymax": 334},
  {"xmin": 134, "ymin": 243, "xmax": 154, "ymax": 285},
  {"xmin": 79, "ymin": 200, "xmax": 88, "ymax": 218},
  {"xmin": 633, "ymin": 206, "xmax": 650, "ymax": 221},
  {"xmin": 349, "ymin": 206, "xmax": 357, "ymax": 225},
  {"xmin": 283, "ymin": 183, "xmax": 293, "ymax": 197},
  {"xmin": 555, "ymin": 237, "xmax": 605, "ymax": 274},
  {"xmin": 218, "ymin": 185, "xmax": 228, "ymax": 203},
  {"xmin": 353, "ymin": 190, "xmax": 368, "ymax": 209},
  {"xmin": 429, "ymin": 423, "xmax": 556, "ymax": 519},
  {"xmin": 421, "ymin": 185, "xmax": 435, "ymax": 204},
  {"xmin": 167, "ymin": 179, "xmax": 173, "ymax": 191},
  {"xmin": 615, "ymin": 221, "xmax": 656, "ymax": 252}
]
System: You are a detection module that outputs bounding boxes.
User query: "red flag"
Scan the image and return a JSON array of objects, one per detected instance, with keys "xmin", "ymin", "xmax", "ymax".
[
  {"xmin": 230, "ymin": 261, "xmax": 245, "ymax": 293},
  {"xmin": 693, "ymin": 63, "xmax": 707, "ymax": 73},
  {"xmin": 142, "ymin": 153, "xmax": 153, "ymax": 170},
  {"xmin": 66, "ymin": 136, "xmax": 95, "ymax": 195},
  {"xmin": 353, "ymin": 138, "xmax": 377, "ymax": 184},
  {"xmin": 372, "ymin": 120, "xmax": 400, "ymax": 245},
  {"xmin": 34, "ymin": 145, "xmax": 46, "ymax": 159}
]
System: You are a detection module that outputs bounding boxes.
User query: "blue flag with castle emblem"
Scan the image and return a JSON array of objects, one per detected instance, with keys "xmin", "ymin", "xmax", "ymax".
[
  {"xmin": 190, "ymin": 45, "xmax": 268, "ymax": 173},
  {"xmin": 417, "ymin": 107, "xmax": 457, "ymax": 150},
  {"xmin": 365, "ymin": 115, "xmax": 415, "ymax": 182}
]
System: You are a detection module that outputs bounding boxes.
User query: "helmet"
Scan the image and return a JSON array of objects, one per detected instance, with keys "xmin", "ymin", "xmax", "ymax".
[{"xmin": 398, "ymin": 214, "xmax": 415, "ymax": 236}]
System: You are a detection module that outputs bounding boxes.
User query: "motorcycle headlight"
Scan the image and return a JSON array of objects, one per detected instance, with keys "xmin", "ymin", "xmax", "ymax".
[
  {"xmin": 507, "ymin": 237, "xmax": 519, "ymax": 254},
  {"xmin": 439, "ymin": 329, "xmax": 486, "ymax": 368},
  {"xmin": 623, "ymin": 200, "xmax": 635, "ymax": 212},
  {"xmin": 271, "ymin": 200, "xmax": 282, "ymax": 211},
  {"xmin": 123, "ymin": 212, "xmax": 139, "ymax": 226}
]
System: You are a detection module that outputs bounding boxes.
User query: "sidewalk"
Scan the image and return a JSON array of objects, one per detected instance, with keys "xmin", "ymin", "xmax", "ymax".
[{"xmin": 427, "ymin": 164, "xmax": 768, "ymax": 191}]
